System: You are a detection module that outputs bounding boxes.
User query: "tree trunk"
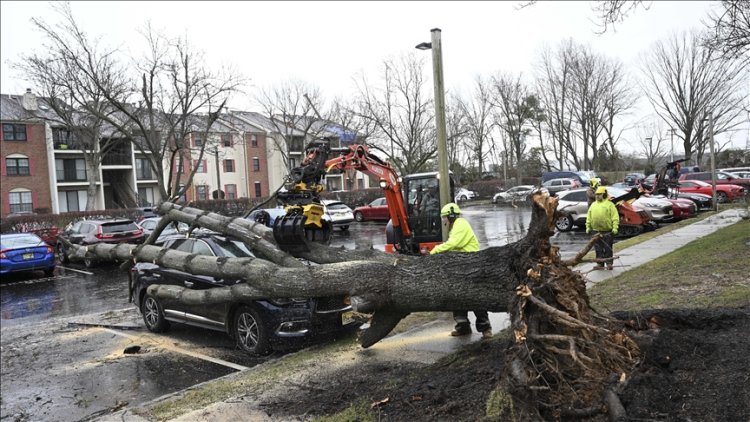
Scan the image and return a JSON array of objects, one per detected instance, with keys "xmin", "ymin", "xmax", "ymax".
[{"xmin": 64, "ymin": 193, "xmax": 640, "ymax": 420}]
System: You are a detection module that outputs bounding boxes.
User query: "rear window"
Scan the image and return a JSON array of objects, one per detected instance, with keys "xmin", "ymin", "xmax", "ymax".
[
  {"xmin": 101, "ymin": 221, "xmax": 139, "ymax": 233},
  {"xmin": 2, "ymin": 234, "xmax": 44, "ymax": 248},
  {"xmin": 326, "ymin": 203, "xmax": 349, "ymax": 211},
  {"xmin": 212, "ymin": 237, "xmax": 254, "ymax": 258}
]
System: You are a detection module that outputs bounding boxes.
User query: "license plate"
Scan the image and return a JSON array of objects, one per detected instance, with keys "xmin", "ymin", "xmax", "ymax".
[{"xmin": 23, "ymin": 253, "xmax": 34, "ymax": 260}]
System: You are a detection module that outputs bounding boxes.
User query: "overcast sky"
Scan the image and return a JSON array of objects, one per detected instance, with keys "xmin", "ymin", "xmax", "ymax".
[{"xmin": 2, "ymin": 1, "xmax": 747, "ymax": 152}]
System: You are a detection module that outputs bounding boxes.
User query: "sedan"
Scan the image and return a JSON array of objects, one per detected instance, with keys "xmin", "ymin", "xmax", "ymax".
[
  {"xmin": 677, "ymin": 180, "xmax": 745, "ymax": 203},
  {"xmin": 541, "ymin": 178, "xmax": 580, "ymax": 197},
  {"xmin": 57, "ymin": 218, "xmax": 146, "ymax": 268},
  {"xmin": 667, "ymin": 189, "xmax": 713, "ymax": 211},
  {"xmin": 130, "ymin": 233, "xmax": 359, "ymax": 355},
  {"xmin": 493, "ymin": 185, "xmax": 536, "ymax": 204},
  {"xmin": 137, "ymin": 217, "xmax": 189, "ymax": 244},
  {"xmin": 321, "ymin": 200, "xmax": 355, "ymax": 231},
  {"xmin": 608, "ymin": 187, "xmax": 675, "ymax": 224},
  {"xmin": 455, "ymin": 187, "xmax": 478, "ymax": 202},
  {"xmin": 555, "ymin": 188, "xmax": 589, "ymax": 231},
  {"xmin": 0, "ymin": 233, "xmax": 56, "ymax": 277},
  {"xmin": 354, "ymin": 197, "xmax": 390, "ymax": 222}
]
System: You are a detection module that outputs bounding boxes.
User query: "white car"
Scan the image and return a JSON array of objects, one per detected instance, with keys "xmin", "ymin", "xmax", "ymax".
[
  {"xmin": 455, "ymin": 187, "xmax": 478, "ymax": 202},
  {"xmin": 492, "ymin": 185, "xmax": 536, "ymax": 204},
  {"xmin": 321, "ymin": 200, "xmax": 355, "ymax": 231}
]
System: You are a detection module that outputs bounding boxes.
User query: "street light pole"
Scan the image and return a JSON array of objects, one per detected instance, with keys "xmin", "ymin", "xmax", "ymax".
[
  {"xmin": 708, "ymin": 112, "xmax": 717, "ymax": 212},
  {"xmin": 417, "ymin": 28, "xmax": 450, "ymax": 242}
]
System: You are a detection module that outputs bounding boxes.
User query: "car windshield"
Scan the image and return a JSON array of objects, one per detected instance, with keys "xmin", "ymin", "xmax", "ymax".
[
  {"xmin": 212, "ymin": 237, "xmax": 254, "ymax": 257},
  {"xmin": 2, "ymin": 234, "xmax": 44, "ymax": 248},
  {"xmin": 101, "ymin": 221, "xmax": 139, "ymax": 233},
  {"xmin": 326, "ymin": 203, "xmax": 349, "ymax": 211}
]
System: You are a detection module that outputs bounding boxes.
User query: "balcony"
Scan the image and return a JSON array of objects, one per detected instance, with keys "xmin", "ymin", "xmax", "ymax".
[{"xmin": 101, "ymin": 152, "xmax": 132, "ymax": 166}]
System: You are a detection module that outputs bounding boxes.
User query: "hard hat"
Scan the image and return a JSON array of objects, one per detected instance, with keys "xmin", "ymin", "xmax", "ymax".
[
  {"xmin": 440, "ymin": 202, "xmax": 461, "ymax": 217},
  {"xmin": 590, "ymin": 177, "xmax": 601, "ymax": 187},
  {"xmin": 595, "ymin": 186, "xmax": 607, "ymax": 195}
]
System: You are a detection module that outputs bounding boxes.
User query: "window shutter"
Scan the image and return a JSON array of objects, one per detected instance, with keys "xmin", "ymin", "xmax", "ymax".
[
  {"xmin": 223, "ymin": 160, "xmax": 226, "ymax": 172},
  {"xmin": 203, "ymin": 160, "xmax": 207, "ymax": 173},
  {"xmin": 193, "ymin": 160, "xmax": 198, "ymax": 172},
  {"xmin": 2, "ymin": 193, "xmax": 9, "ymax": 214},
  {"xmin": 32, "ymin": 191, "xmax": 38, "ymax": 210},
  {"xmin": 28, "ymin": 158, "xmax": 35, "ymax": 176},
  {"xmin": 0, "ymin": 158, "xmax": 5, "ymax": 176}
]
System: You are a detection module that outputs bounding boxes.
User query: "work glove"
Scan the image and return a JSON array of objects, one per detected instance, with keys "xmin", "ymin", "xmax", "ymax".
[
  {"xmin": 586, "ymin": 229, "xmax": 590, "ymax": 234},
  {"xmin": 612, "ymin": 229, "xmax": 618, "ymax": 236}
]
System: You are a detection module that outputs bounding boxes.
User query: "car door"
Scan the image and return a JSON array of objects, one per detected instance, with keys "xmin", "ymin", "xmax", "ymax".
[
  {"xmin": 180, "ymin": 239, "xmax": 227, "ymax": 328},
  {"xmin": 150, "ymin": 238, "xmax": 196, "ymax": 320},
  {"xmin": 372, "ymin": 198, "xmax": 389, "ymax": 220}
]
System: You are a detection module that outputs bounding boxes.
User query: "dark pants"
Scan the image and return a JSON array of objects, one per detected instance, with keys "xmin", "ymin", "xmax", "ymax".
[
  {"xmin": 453, "ymin": 311, "xmax": 492, "ymax": 333},
  {"xmin": 593, "ymin": 231, "xmax": 614, "ymax": 267}
]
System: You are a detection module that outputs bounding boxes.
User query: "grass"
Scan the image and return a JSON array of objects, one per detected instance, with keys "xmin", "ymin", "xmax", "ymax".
[{"xmin": 589, "ymin": 220, "xmax": 750, "ymax": 312}]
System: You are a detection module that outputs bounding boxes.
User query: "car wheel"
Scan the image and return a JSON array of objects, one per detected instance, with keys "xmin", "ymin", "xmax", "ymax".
[
  {"xmin": 56, "ymin": 243, "xmax": 69, "ymax": 264},
  {"xmin": 339, "ymin": 225, "xmax": 349, "ymax": 231},
  {"xmin": 716, "ymin": 191, "xmax": 728, "ymax": 203},
  {"xmin": 555, "ymin": 215, "xmax": 574, "ymax": 232},
  {"xmin": 44, "ymin": 267, "xmax": 55, "ymax": 277},
  {"xmin": 459, "ymin": 195, "xmax": 467, "ymax": 201},
  {"xmin": 234, "ymin": 305, "xmax": 270, "ymax": 356},
  {"xmin": 354, "ymin": 212, "xmax": 364, "ymax": 222},
  {"xmin": 141, "ymin": 294, "xmax": 170, "ymax": 333}
]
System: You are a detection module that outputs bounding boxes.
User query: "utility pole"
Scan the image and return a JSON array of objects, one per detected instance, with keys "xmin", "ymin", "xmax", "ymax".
[{"xmin": 709, "ymin": 113, "xmax": 717, "ymax": 212}]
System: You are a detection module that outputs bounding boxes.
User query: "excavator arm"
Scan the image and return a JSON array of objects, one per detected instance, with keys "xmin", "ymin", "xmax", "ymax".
[{"xmin": 273, "ymin": 142, "xmax": 415, "ymax": 253}]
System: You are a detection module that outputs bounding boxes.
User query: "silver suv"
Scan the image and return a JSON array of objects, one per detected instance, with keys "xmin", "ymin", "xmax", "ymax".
[{"xmin": 555, "ymin": 188, "xmax": 590, "ymax": 231}]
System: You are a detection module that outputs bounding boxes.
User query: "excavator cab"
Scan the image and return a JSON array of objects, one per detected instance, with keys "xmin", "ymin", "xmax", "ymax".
[{"xmin": 386, "ymin": 172, "xmax": 455, "ymax": 254}]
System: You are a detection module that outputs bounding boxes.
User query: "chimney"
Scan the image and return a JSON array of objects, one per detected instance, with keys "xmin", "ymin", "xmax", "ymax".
[{"xmin": 22, "ymin": 88, "xmax": 38, "ymax": 111}]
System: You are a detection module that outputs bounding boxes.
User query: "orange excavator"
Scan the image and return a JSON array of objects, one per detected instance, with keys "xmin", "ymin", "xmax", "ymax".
[{"xmin": 272, "ymin": 142, "xmax": 453, "ymax": 255}]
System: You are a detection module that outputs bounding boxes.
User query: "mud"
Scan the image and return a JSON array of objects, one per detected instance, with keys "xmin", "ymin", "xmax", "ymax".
[{"xmin": 256, "ymin": 306, "xmax": 750, "ymax": 421}]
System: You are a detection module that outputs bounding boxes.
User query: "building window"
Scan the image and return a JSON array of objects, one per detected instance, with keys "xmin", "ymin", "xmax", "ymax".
[
  {"xmin": 6, "ymin": 157, "xmax": 30, "ymax": 176},
  {"xmin": 9, "ymin": 190, "xmax": 33, "ymax": 213},
  {"xmin": 196, "ymin": 185, "xmax": 208, "ymax": 201},
  {"xmin": 222, "ymin": 134, "xmax": 232, "ymax": 147},
  {"xmin": 224, "ymin": 159, "xmax": 235, "ymax": 173},
  {"xmin": 194, "ymin": 133, "xmax": 204, "ymax": 147},
  {"xmin": 55, "ymin": 158, "xmax": 87, "ymax": 181},
  {"xmin": 195, "ymin": 160, "xmax": 206, "ymax": 173},
  {"xmin": 254, "ymin": 181, "xmax": 262, "ymax": 198},
  {"xmin": 289, "ymin": 158, "xmax": 297, "ymax": 169},
  {"xmin": 253, "ymin": 157, "xmax": 260, "ymax": 172},
  {"xmin": 136, "ymin": 158, "xmax": 153, "ymax": 180},
  {"xmin": 58, "ymin": 190, "xmax": 87, "ymax": 212},
  {"xmin": 138, "ymin": 187, "xmax": 155, "ymax": 206},
  {"xmin": 251, "ymin": 134, "xmax": 258, "ymax": 147},
  {"xmin": 225, "ymin": 184, "xmax": 237, "ymax": 199},
  {"xmin": 3, "ymin": 124, "xmax": 27, "ymax": 141},
  {"xmin": 55, "ymin": 158, "xmax": 87, "ymax": 182}
]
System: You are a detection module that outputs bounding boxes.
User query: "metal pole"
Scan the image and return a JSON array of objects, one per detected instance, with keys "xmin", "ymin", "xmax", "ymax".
[
  {"xmin": 709, "ymin": 113, "xmax": 717, "ymax": 212},
  {"xmin": 429, "ymin": 28, "xmax": 450, "ymax": 242}
]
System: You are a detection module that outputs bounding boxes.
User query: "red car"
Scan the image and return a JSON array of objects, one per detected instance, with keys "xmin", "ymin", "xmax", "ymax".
[
  {"xmin": 662, "ymin": 197, "xmax": 697, "ymax": 220},
  {"xmin": 677, "ymin": 180, "xmax": 745, "ymax": 203},
  {"xmin": 354, "ymin": 197, "xmax": 390, "ymax": 222}
]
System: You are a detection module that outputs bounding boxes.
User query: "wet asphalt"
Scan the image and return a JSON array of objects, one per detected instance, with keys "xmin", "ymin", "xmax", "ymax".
[{"xmin": 0, "ymin": 203, "xmax": 613, "ymax": 421}]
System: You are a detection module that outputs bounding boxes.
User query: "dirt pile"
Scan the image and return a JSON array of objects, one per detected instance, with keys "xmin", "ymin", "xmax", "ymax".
[{"xmin": 257, "ymin": 306, "xmax": 750, "ymax": 421}]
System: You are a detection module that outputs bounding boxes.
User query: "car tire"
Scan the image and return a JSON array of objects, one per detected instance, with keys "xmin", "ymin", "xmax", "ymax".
[
  {"xmin": 716, "ymin": 191, "xmax": 728, "ymax": 203},
  {"xmin": 141, "ymin": 294, "xmax": 170, "ymax": 333},
  {"xmin": 234, "ymin": 305, "xmax": 270, "ymax": 356},
  {"xmin": 56, "ymin": 243, "xmax": 69, "ymax": 264},
  {"xmin": 354, "ymin": 212, "xmax": 364, "ymax": 222},
  {"xmin": 555, "ymin": 215, "xmax": 574, "ymax": 232},
  {"xmin": 459, "ymin": 195, "xmax": 467, "ymax": 201},
  {"xmin": 44, "ymin": 267, "xmax": 55, "ymax": 277}
]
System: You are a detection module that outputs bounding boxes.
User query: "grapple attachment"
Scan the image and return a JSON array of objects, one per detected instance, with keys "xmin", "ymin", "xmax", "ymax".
[{"xmin": 272, "ymin": 205, "xmax": 332, "ymax": 253}]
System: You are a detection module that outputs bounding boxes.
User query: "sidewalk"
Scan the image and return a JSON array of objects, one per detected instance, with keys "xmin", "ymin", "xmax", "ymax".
[{"xmin": 102, "ymin": 208, "xmax": 747, "ymax": 422}]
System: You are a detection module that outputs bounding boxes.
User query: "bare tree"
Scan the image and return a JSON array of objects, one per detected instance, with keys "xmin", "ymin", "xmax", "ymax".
[
  {"xmin": 703, "ymin": 0, "xmax": 750, "ymax": 68},
  {"xmin": 640, "ymin": 30, "xmax": 747, "ymax": 164},
  {"xmin": 445, "ymin": 92, "xmax": 471, "ymax": 179},
  {"xmin": 14, "ymin": 3, "xmax": 132, "ymax": 210},
  {"xmin": 353, "ymin": 54, "xmax": 436, "ymax": 176},
  {"xmin": 519, "ymin": 1, "xmax": 650, "ymax": 33},
  {"xmin": 458, "ymin": 76, "xmax": 497, "ymax": 180}
]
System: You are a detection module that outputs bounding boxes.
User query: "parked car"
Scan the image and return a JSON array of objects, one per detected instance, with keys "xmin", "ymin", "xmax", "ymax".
[
  {"xmin": 660, "ymin": 196, "xmax": 697, "ymax": 221},
  {"xmin": 246, "ymin": 207, "xmax": 288, "ymax": 228},
  {"xmin": 667, "ymin": 189, "xmax": 713, "ymax": 211},
  {"xmin": 607, "ymin": 187, "xmax": 675, "ymax": 224},
  {"xmin": 56, "ymin": 218, "xmax": 146, "ymax": 268},
  {"xmin": 541, "ymin": 171, "xmax": 591, "ymax": 185},
  {"xmin": 677, "ymin": 180, "xmax": 745, "ymax": 203},
  {"xmin": 321, "ymin": 200, "xmax": 355, "ymax": 231},
  {"xmin": 0, "ymin": 233, "xmax": 56, "ymax": 277},
  {"xmin": 354, "ymin": 197, "xmax": 390, "ymax": 222},
  {"xmin": 541, "ymin": 178, "xmax": 580, "ymax": 196},
  {"xmin": 678, "ymin": 171, "xmax": 750, "ymax": 193},
  {"xmin": 137, "ymin": 217, "xmax": 189, "ymax": 244},
  {"xmin": 493, "ymin": 185, "xmax": 536, "ymax": 204},
  {"xmin": 720, "ymin": 167, "xmax": 750, "ymax": 179},
  {"xmin": 130, "ymin": 233, "xmax": 359, "ymax": 355},
  {"xmin": 555, "ymin": 188, "xmax": 590, "ymax": 231},
  {"xmin": 455, "ymin": 187, "xmax": 478, "ymax": 202},
  {"xmin": 134, "ymin": 207, "xmax": 158, "ymax": 222},
  {"xmin": 623, "ymin": 173, "xmax": 646, "ymax": 186}
]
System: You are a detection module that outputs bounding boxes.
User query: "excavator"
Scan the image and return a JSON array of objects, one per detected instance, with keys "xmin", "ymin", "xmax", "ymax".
[{"xmin": 269, "ymin": 141, "xmax": 453, "ymax": 255}]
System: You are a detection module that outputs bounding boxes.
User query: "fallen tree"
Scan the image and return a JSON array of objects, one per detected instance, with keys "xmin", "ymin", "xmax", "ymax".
[{"xmin": 64, "ymin": 192, "xmax": 640, "ymax": 419}]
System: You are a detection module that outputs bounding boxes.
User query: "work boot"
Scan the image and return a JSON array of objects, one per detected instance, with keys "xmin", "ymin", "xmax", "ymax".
[
  {"xmin": 450, "ymin": 329, "xmax": 471, "ymax": 337},
  {"xmin": 607, "ymin": 265, "xmax": 614, "ymax": 271},
  {"xmin": 592, "ymin": 265, "xmax": 605, "ymax": 271},
  {"xmin": 481, "ymin": 329, "xmax": 493, "ymax": 340}
]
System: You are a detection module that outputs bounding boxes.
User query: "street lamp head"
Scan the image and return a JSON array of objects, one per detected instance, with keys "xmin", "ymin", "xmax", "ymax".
[{"xmin": 415, "ymin": 42, "xmax": 432, "ymax": 50}]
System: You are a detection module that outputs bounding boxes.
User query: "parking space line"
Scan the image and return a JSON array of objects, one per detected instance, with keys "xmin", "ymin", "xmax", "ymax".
[
  {"xmin": 57, "ymin": 266, "xmax": 94, "ymax": 276},
  {"xmin": 102, "ymin": 328, "xmax": 249, "ymax": 371}
]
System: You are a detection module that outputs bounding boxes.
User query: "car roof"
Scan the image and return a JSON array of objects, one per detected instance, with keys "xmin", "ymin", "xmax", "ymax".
[
  {"xmin": 1, "ymin": 232, "xmax": 42, "ymax": 239},
  {"xmin": 78, "ymin": 218, "xmax": 135, "ymax": 224}
]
